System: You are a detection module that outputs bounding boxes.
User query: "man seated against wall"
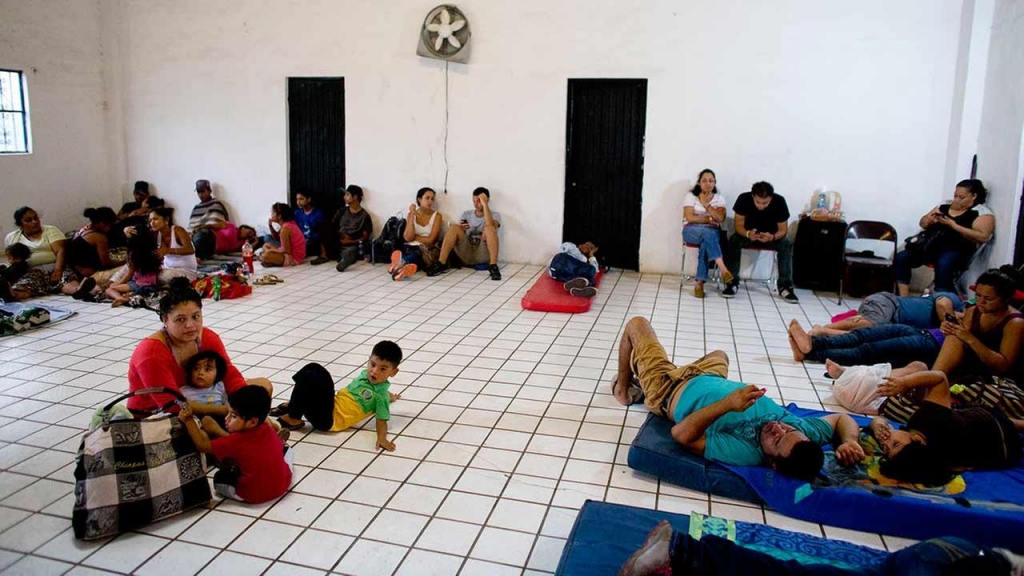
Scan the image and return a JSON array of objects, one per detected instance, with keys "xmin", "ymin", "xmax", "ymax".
[
  {"xmin": 426, "ymin": 187, "xmax": 502, "ymax": 281},
  {"xmin": 723, "ymin": 181, "xmax": 798, "ymax": 303},
  {"xmin": 189, "ymin": 179, "xmax": 235, "ymax": 260},
  {"xmin": 311, "ymin": 185, "xmax": 372, "ymax": 271},
  {"xmin": 611, "ymin": 316, "xmax": 865, "ymax": 481}
]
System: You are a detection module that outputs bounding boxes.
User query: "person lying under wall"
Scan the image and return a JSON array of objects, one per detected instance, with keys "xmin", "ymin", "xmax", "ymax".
[
  {"xmin": 611, "ymin": 316, "xmax": 865, "ymax": 482},
  {"xmin": 547, "ymin": 241, "xmax": 601, "ymax": 298},
  {"xmin": 809, "ymin": 291, "xmax": 964, "ymax": 337}
]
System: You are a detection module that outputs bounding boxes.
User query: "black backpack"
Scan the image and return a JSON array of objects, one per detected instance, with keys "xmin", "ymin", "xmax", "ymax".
[{"xmin": 370, "ymin": 216, "xmax": 406, "ymax": 263}]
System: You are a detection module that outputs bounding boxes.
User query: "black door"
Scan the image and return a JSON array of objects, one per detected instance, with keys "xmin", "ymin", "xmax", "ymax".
[
  {"xmin": 564, "ymin": 79, "xmax": 647, "ymax": 270},
  {"xmin": 1015, "ymin": 178, "xmax": 1024, "ymax": 268},
  {"xmin": 288, "ymin": 78, "xmax": 345, "ymax": 219}
]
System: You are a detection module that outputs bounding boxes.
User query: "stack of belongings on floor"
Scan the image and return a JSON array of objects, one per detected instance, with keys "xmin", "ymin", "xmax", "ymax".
[{"xmin": 0, "ymin": 305, "xmax": 50, "ymax": 336}]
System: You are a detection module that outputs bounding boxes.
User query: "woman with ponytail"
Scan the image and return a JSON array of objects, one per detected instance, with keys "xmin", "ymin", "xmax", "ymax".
[{"xmin": 126, "ymin": 277, "xmax": 272, "ymax": 414}]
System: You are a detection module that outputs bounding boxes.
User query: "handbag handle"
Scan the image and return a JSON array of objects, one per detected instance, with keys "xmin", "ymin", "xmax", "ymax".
[{"xmin": 100, "ymin": 387, "xmax": 188, "ymax": 428}]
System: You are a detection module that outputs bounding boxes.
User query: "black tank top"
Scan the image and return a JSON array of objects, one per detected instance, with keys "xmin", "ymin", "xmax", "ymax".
[
  {"xmin": 935, "ymin": 204, "xmax": 980, "ymax": 255},
  {"xmin": 68, "ymin": 228, "xmax": 102, "ymax": 273},
  {"xmin": 959, "ymin": 307, "xmax": 1024, "ymax": 384}
]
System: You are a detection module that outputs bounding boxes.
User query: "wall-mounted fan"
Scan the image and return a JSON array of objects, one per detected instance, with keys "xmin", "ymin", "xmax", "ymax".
[{"xmin": 416, "ymin": 5, "xmax": 471, "ymax": 63}]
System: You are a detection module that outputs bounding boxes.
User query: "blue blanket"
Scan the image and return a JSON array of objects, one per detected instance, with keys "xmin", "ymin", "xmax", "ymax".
[
  {"xmin": 723, "ymin": 404, "xmax": 1024, "ymax": 552},
  {"xmin": 555, "ymin": 500, "xmax": 888, "ymax": 575}
]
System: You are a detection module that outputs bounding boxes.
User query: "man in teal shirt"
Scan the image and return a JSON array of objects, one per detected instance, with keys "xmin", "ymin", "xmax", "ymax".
[{"xmin": 612, "ymin": 317, "xmax": 865, "ymax": 481}]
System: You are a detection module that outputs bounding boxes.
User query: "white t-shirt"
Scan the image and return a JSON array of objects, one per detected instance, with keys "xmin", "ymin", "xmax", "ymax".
[{"xmin": 682, "ymin": 193, "xmax": 726, "ymax": 227}]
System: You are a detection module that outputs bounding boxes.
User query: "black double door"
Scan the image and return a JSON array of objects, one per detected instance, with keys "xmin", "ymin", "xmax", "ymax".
[
  {"xmin": 563, "ymin": 79, "xmax": 647, "ymax": 270},
  {"xmin": 288, "ymin": 77, "xmax": 345, "ymax": 219}
]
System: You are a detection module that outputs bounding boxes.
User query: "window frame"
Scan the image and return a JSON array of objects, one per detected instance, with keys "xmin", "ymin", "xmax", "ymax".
[{"xmin": 0, "ymin": 68, "xmax": 32, "ymax": 155}]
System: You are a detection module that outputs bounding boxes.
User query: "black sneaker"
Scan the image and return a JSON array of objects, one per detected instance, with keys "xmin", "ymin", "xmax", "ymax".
[
  {"xmin": 569, "ymin": 286, "xmax": 598, "ymax": 298},
  {"xmin": 563, "ymin": 278, "xmax": 589, "ymax": 291},
  {"xmin": 779, "ymin": 286, "xmax": 799, "ymax": 303},
  {"xmin": 721, "ymin": 282, "xmax": 738, "ymax": 299},
  {"xmin": 426, "ymin": 261, "xmax": 449, "ymax": 277},
  {"xmin": 487, "ymin": 264, "xmax": 502, "ymax": 281},
  {"xmin": 335, "ymin": 260, "xmax": 349, "ymax": 273},
  {"xmin": 310, "ymin": 256, "xmax": 329, "ymax": 266}
]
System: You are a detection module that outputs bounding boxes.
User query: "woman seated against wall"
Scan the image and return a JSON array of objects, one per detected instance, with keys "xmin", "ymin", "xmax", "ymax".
[
  {"xmin": 388, "ymin": 187, "xmax": 442, "ymax": 281},
  {"xmin": 260, "ymin": 203, "xmax": 306, "ymax": 267},
  {"xmin": 64, "ymin": 207, "xmax": 126, "ymax": 298},
  {"xmin": 894, "ymin": 179, "xmax": 993, "ymax": 296},
  {"xmin": 3, "ymin": 206, "xmax": 78, "ymax": 299},
  {"xmin": 682, "ymin": 169, "xmax": 733, "ymax": 299}
]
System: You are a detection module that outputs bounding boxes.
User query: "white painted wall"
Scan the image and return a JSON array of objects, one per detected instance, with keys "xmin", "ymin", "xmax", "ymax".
[
  {"xmin": 10, "ymin": 1, "xmax": 970, "ymax": 272},
  {"xmin": 0, "ymin": 0, "xmax": 121, "ymax": 239},
  {"xmin": 976, "ymin": 0, "xmax": 1024, "ymax": 266}
]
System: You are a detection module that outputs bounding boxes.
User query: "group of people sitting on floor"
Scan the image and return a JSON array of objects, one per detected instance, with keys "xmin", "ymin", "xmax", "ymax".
[{"xmin": 0, "ymin": 179, "xmax": 515, "ymax": 305}]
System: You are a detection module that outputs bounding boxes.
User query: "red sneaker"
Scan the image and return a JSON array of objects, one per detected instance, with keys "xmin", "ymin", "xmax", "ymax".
[
  {"xmin": 392, "ymin": 263, "xmax": 418, "ymax": 281},
  {"xmin": 387, "ymin": 250, "xmax": 402, "ymax": 274}
]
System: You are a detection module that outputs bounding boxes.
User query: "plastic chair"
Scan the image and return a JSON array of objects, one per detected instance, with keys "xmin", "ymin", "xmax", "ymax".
[
  {"xmin": 738, "ymin": 246, "xmax": 777, "ymax": 288},
  {"xmin": 838, "ymin": 221, "xmax": 897, "ymax": 304}
]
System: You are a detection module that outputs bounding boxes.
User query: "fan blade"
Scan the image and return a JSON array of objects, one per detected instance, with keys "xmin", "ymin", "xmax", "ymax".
[
  {"xmin": 449, "ymin": 19, "xmax": 465, "ymax": 32},
  {"xmin": 448, "ymin": 35, "xmax": 461, "ymax": 49},
  {"xmin": 440, "ymin": 8, "xmax": 450, "ymax": 25},
  {"xmin": 426, "ymin": 23, "xmax": 441, "ymax": 32},
  {"xmin": 434, "ymin": 35, "xmax": 444, "ymax": 51}
]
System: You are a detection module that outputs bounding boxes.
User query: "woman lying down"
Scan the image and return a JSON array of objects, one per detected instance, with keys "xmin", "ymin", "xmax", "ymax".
[{"xmin": 863, "ymin": 369, "xmax": 1023, "ymax": 486}]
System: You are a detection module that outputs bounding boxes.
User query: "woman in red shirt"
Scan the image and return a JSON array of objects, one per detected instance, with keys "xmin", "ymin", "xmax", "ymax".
[{"xmin": 127, "ymin": 277, "xmax": 272, "ymax": 413}]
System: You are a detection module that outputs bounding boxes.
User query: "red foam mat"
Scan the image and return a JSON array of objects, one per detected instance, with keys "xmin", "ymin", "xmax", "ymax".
[{"xmin": 521, "ymin": 271, "xmax": 604, "ymax": 313}]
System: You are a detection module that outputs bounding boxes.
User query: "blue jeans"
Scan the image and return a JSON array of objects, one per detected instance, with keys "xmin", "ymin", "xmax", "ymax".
[
  {"xmin": 807, "ymin": 324, "xmax": 941, "ymax": 367},
  {"xmin": 894, "ymin": 248, "xmax": 970, "ymax": 293},
  {"xmin": 669, "ymin": 532, "xmax": 1007, "ymax": 576},
  {"xmin": 683, "ymin": 225, "xmax": 723, "ymax": 282},
  {"xmin": 548, "ymin": 252, "xmax": 597, "ymax": 285}
]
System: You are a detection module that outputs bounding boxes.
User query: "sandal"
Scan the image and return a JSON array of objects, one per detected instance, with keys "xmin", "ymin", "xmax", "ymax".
[
  {"xmin": 254, "ymin": 276, "xmax": 274, "ymax": 286},
  {"xmin": 276, "ymin": 417, "xmax": 306, "ymax": 431},
  {"xmin": 265, "ymin": 274, "xmax": 284, "ymax": 284},
  {"xmin": 269, "ymin": 402, "xmax": 289, "ymax": 417},
  {"xmin": 613, "ymin": 377, "xmax": 645, "ymax": 404}
]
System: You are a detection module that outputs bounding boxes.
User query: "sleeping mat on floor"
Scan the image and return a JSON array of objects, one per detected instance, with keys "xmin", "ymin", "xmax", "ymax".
[
  {"xmin": 521, "ymin": 270, "xmax": 605, "ymax": 313},
  {"xmin": 629, "ymin": 406, "xmax": 1024, "ymax": 551},
  {"xmin": 555, "ymin": 500, "xmax": 889, "ymax": 575}
]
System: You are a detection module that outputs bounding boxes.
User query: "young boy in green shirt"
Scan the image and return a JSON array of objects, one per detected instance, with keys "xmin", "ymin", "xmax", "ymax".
[{"xmin": 274, "ymin": 341, "xmax": 403, "ymax": 451}]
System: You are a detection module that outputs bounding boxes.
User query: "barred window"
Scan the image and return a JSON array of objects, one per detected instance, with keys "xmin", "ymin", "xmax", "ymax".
[{"xmin": 1, "ymin": 69, "xmax": 31, "ymax": 154}]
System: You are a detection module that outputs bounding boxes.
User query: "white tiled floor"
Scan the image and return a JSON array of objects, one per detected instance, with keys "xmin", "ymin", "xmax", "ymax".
[{"xmin": 0, "ymin": 262, "xmax": 914, "ymax": 575}]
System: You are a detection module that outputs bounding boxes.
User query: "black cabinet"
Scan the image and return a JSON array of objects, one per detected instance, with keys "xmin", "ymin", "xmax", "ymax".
[{"xmin": 793, "ymin": 218, "xmax": 847, "ymax": 291}]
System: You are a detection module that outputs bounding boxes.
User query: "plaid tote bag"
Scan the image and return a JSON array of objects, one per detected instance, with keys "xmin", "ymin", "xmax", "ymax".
[{"xmin": 73, "ymin": 387, "xmax": 212, "ymax": 540}]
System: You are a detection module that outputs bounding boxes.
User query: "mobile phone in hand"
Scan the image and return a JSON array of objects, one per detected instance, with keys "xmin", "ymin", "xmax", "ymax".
[{"xmin": 944, "ymin": 313, "xmax": 958, "ymax": 323}]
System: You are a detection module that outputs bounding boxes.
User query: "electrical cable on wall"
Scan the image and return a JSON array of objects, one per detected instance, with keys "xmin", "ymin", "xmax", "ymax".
[{"xmin": 443, "ymin": 60, "xmax": 449, "ymax": 194}]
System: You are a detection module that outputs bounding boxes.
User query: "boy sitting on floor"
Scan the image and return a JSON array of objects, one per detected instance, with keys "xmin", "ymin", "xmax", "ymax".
[
  {"xmin": 273, "ymin": 341, "xmax": 403, "ymax": 451},
  {"xmin": 178, "ymin": 385, "xmax": 293, "ymax": 503}
]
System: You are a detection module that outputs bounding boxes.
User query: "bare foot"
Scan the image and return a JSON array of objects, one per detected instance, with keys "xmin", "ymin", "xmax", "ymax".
[
  {"xmin": 111, "ymin": 297, "xmax": 126, "ymax": 308},
  {"xmin": 618, "ymin": 520, "xmax": 672, "ymax": 576},
  {"xmin": 809, "ymin": 324, "xmax": 823, "ymax": 336},
  {"xmin": 612, "ymin": 376, "xmax": 632, "ymax": 406},
  {"xmin": 788, "ymin": 320, "xmax": 813, "ymax": 360},
  {"xmin": 825, "ymin": 359, "xmax": 845, "ymax": 379}
]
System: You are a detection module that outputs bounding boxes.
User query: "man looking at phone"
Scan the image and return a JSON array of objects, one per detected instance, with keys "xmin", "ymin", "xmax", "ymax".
[
  {"xmin": 723, "ymin": 181, "xmax": 797, "ymax": 303},
  {"xmin": 426, "ymin": 187, "xmax": 502, "ymax": 280}
]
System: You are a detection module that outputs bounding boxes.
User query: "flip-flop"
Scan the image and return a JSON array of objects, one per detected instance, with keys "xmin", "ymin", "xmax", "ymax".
[
  {"xmin": 276, "ymin": 417, "xmax": 306, "ymax": 431},
  {"xmin": 254, "ymin": 277, "xmax": 274, "ymax": 285},
  {"xmin": 265, "ymin": 274, "xmax": 284, "ymax": 284},
  {"xmin": 269, "ymin": 403, "xmax": 289, "ymax": 417}
]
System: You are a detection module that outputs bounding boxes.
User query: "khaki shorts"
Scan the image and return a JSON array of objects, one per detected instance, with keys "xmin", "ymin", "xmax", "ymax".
[
  {"xmin": 631, "ymin": 334, "xmax": 729, "ymax": 418},
  {"xmin": 453, "ymin": 234, "xmax": 490, "ymax": 266}
]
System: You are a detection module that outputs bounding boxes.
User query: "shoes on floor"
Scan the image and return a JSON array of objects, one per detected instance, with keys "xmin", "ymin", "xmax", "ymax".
[
  {"xmin": 387, "ymin": 251, "xmax": 402, "ymax": 275},
  {"xmin": 336, "ymin": 259, "xmax": 350, "ymax": 272},
  {"xmin": 392, "ymin": 263, "xmax": 417, "ymax": 281},
  {"xmin": 779, "ymin": 286, "xmax": 799, "ymax": 303},
  {"xmin": 426, "ymin": 261, "xmax": 449, "ymax": 277},
  {"xmin": 310, "ymin": 256, "xmax": 329, "ymax": 266},
  {"xmin": 694, "ymin": 284, "xmax": 705, "ymax": 298},
  {"xmin": 72, "ymin": 277, "xmax": 96, "ymax": 300},
  {"xmin": 721, "ymin": 281, "xmax": 738, "ymax": 298},
  {"xmin": 488, "ymin": 264, "xmax": 502, "ymax": 281}
]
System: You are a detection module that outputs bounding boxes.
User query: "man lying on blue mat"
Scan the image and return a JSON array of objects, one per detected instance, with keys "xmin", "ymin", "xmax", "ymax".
[{"xmin": 612, "ymin": 317, "xmax": 865, "ymax": 481}]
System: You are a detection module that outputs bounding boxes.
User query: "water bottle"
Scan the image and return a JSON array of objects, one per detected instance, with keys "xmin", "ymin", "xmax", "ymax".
[
  {"xmin": 358, "ymin": 241, "xmax": 365, "ymax": 262},
  {"xmin": 212, "ymin": 275, "xmax": 222, "ymax": 301},
  {"xmin": 816, "ymin": 192, "xmax": 827, "ymax": 210},
  {"xmin": 241, "ymin": 241, "xmax": 254, "ymax": 277}
]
